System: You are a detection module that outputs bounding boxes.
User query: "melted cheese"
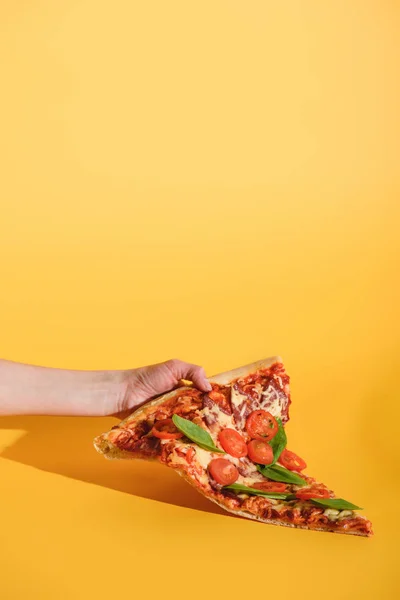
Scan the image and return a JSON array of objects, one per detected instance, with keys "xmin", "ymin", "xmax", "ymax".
[
  {"xmin": 230, "ymin": 386, "xmax": 247, "ymax": 410},
  {"xmin": 194, "ymin": 446, "xmax": 214, "ymax": 469},
  {"xmin": 271, "ymin": 503, "xmax": 285, "ymax": 510},
  {"xmin": 201, "ymin": 405, "xmax": 235, "ymax": 430},
  {"xmin": 165, "ymin": 442, "xmax": 211, "ymax": 487},
  {"xmin": 324, "ymin": 509, "xmax": 340, "ymax": 521},
  {"xmin": 323, "ymin": 509, "xmax": 355, "ymax": 522},
  {"xmin": 260, "ymin": 384, "xmax": 283, "ymax": 417},
  {"xmin": 229, "ymin": 386, "xmax": 250, "ymax": 428},
  {"xmin": 338, "ymin": 510, "xmax": 354, "ymax": 520}
]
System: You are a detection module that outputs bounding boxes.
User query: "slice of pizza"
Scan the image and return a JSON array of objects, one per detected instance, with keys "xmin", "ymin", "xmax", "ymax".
[{"xmin": 94, "ymin": 357, "xmax": 372, "ymax": 536}]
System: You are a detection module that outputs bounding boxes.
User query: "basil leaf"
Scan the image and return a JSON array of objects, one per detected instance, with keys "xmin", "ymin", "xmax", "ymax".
[
  {"xmin": 224, "ymin": 483, "xmax": 295, "ymax": 500},
  {"xmin": 172, "ymin": 414, "xmax": 224, "ymax": 453},
  {"xmin": 269, "ymin": 418, "xmax": 287, "ymax": 465},
  {"xmin": 310, "ymin": 498, "xmax": 362, "ymax": 511},
  {"xmin": 257, "ymin": 463, "xmax": 307, "ymax": 486}
]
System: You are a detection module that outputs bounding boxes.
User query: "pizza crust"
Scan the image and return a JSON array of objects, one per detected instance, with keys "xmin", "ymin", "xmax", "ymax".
[{"xmin": 209, "ymin": 356, "xmax": 283, "ymax": 386}]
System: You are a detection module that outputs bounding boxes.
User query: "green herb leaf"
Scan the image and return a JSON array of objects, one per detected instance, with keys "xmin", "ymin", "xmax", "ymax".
[
  {"xmin": 310, "ymin": 498, "xmax": 362, "ymax": 510},
  {"xmin": 172, "ymin": 414, "xmax": 224, "ymax": 453},
  {"xmin": 269, "ymin": 418, "xmax": 287, "ymax": 465},
  {"xmin": 257, "ymin": 463, "xmax": 307, "ymax": 486},
  {"xmin": 224, "ymin": 483, "xmax": 295, "ymax": 500}
]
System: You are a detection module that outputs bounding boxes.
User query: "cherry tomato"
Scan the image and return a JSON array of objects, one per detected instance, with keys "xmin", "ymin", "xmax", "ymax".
[
  {"xmin": 278, "ymin": 449, "xmax": 307, "ymax": 471},
  {"xmin": 208, "ymin": 458, "xmax": 239, "ymax": 485},
  {"xmin": 251, "ymin": 481, "xmax": 288, "ymax": 493},
  {"xmin": 295, "ymin": 487, "xmax": 330, "ymax": 500},
  {"xmin": 152, "ymin": 419, "xmax": 183, "ymax": 440},
  {"xmin": 218, "ymin": 429, "xmax": 248, "ymax": 458},
  {"xmin": 247, "ymin": 439, "xmax": 274, "ymax": 465},
  {"xmin": 246, "ymin": 410, "xmax": 278, "ymax": 442}
]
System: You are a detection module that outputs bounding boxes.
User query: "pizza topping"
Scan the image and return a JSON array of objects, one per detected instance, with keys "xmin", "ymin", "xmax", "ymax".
[
  {"xmin": 241, "ymin": 383, "xmax": 261, "ymax": 400},
  {"xmin": 278, "ymin": 449, "xmax": 307, "ymax": 472},
  {"xmin": 107, "ymin": 429, "xmax": 161, "ymax": 455},
  {"xmin": 131, "ymin": 437, "xmax": 161, "ymax": 456},
  {"xmin": 192, "ymin": 446, "xmax": 215, "ymax": 469},
  {"xmin": 295, "ymin": 486, "xmax": 330, "ymax": 500},
  {"xmin": 336, "ymin": 516, "xmax": 372, "ymax": 535},
  {"xmin": 247, "ymin": 439, "xmax": 274, "ymax": 465},
  {"xmin": 121, "ymin": 419, "xmax": 151, "ymax": 436},
  {"xmin": 268, "ymin": 417, "xmax": 287, "ymax": 464},
  {"xmin": 251, "ymin": 481, "xmax": 288, "ymax": 493},
  {"xmin": 323, "ymin": 509, "xmax": 341, "ymax": 521},
  {"xmin": 208, "ymin": 390, "xmax": 226, "ymax": 403},
  {"xmin": 259, "ymin": 382, "xmax": 288, "ymax": 420},
  {"xmin": 257, "ymin": 463, "xmax": 307, "ymax": 486},
  {"xmin": 246, "ymin": 410, "xmax": 278, "ymax": 442},
  {"xmin": 323, "ymin": 508, "xmax": 359, "ymax": 522},
  {"xmin": 107, "ymin": 428, "xmax": 134, "ymax": 447},
  {"xmin": 152, "ymin": 388, "xmax": 203, "ymax": 421},
  {"xmin": 123, "ymin": 435, "xmax": 161, "ymax": 455},
  {"xmin": 186, "ymin": 447, "xmax": 195, "ymax": 463},
  {"xmin": 152, "ymin": 419, "xmax": 184, "ymax": 440},
  {"xmin": 230, "ymin": 384, "xmax": 259, "ymax": 429},
  {"xmin": 218, "ymin": 429, "xmax": 248, "ymax": 458},
  {"xmin": 205, "ymin": 384, "xmax": 232, "ymax": 415},
  {"xmin": 236, "ymin": 495, "xmax": 370, "ymax": 533},
  {"xmin": 235, "ymin": 453, "xmax": 257, "ymax": 472},
  {"xmin": 172, "ymin": 414, "xmax": 224, "ymax": 453},
  {"xmin": 208, "ymin": 458, "xmax": 239, "ymax": 485},
  {"xmin": 310, "ymin": 498, "xmax": 362, "ymax": 511},
  {"xmin": 202, "ymin": 398, "xmax": 235, "ymax": 434},
  {"xmin": 224, "ymin": 482, "xmax": 295, "ymax": 500}
]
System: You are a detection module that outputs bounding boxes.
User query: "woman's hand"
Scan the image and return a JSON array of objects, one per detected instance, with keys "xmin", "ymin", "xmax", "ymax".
[
  {"xmin": 0, "ymin": 358, "xmax": 211, "ymax": 417},
  {"xmin": 115, "ymin": 359, "xmax": 212, "ymax": 419}
]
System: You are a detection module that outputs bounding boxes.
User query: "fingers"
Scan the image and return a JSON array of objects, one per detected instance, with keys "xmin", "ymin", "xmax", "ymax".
[
  {"xmin": 187, "ymin": 365, "xmax": 212, "ymax": 392},
  {"xmin": 165, "ymin": 359, "xmax": 212, "ymax": 392}
]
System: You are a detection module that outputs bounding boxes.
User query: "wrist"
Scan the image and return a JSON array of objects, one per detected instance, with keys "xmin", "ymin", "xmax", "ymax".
[
  {"xmin": 118, "ymin": 367, "xmax": 152, "ymax": 411},
  {"xmin": 99, "ymin": 369, "xmax": 133, "ymax": 417}
]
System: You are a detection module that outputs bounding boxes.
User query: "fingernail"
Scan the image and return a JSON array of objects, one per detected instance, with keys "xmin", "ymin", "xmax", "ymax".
[{"xmin": 205, "ymin": 381, "xmax": 212, "ymax": 391}]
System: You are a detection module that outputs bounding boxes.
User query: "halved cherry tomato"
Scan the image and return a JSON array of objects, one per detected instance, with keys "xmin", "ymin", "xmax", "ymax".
[
  {"xmin": 247, "ymin": 439, "xmax": 274, "ymax": 465},
  {"xmin": 295, "ymin": 487, "xmax": 330, "ymax": 500},
  {"xmin": 246, "ymin": 410, "xmax": 278, "ymax": 442},
  {"xmin": 208, "ymin": 458, "xmax": 239, "ymax": 485},
  {"xmin": 218, "ymin": 429, "xmax": 248, "ymax": 458},
  {"xmin": 278, "ymin": 449, "xmax": 307, "ymax": 471},
  {"xmin": 251, "ymin": 481, "xmax": 288, "ymax": 493},
  {"xmin": 152, "ymin": 419, "xmax": 183, "ymax": 440}
]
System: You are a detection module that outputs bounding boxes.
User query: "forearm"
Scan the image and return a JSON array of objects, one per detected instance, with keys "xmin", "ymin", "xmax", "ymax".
[{"xmin": 0, "ymin": 359, "xmax": 130, "ymax": 416}]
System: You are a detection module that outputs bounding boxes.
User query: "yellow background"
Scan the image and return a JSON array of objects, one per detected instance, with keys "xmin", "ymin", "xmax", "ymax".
[{"xmin": 0, "ymin": 1, "xmax": 399, "ymax": 598}]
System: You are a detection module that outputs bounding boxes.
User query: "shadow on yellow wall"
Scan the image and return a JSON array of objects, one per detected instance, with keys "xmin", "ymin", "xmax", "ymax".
[{"xmin": 0, "ymin": 415, "xmax": 228, "ymax": 517}]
